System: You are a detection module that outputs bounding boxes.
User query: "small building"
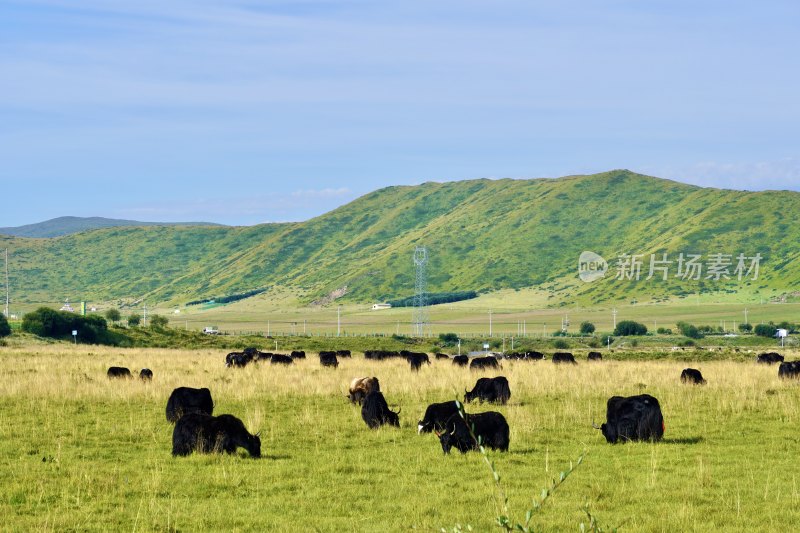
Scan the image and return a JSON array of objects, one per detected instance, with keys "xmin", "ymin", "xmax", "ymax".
[
  {"xmin": 59, "ymin": 300, "xmax": 75, "ymax": 313},
  {"xmin": 371, "ymin": 303, "xmax": 392, "ymax": 310}
]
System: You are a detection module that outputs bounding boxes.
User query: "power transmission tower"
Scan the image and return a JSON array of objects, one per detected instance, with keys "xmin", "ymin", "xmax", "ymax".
[
  {"xmin": 3, "ymin": 248, "xmax": 8, "ymax": 318},
  {"xmin": 412, "ymin": 246, "xmax": 428, "ymax": 336}
]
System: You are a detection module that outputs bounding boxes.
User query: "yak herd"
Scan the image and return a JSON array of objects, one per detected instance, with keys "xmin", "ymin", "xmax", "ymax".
[{"xmin": 104, "ymin": 349, "xmax": 799, "ymax": 457}]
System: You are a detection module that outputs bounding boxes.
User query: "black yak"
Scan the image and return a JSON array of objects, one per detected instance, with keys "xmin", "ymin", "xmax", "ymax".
[
  {"xmin": 435, "ymin": 353, "xmax": 451, "ymax": 360},
  {"xmin": 172, "ymin": 413, "xmax": 261, "ymax": 458},
  {"xmin": 465, "ymin": 376, "xmax": 511, "ymax": 404},
  {"xmin": 139, "ymin": 368, "xmax": 153, "ymax": 380},
  {"xmin": 417, "ymin": 401, "xmax": 462, "ymax": 434},
  {"xmin": 452, "ymin": 355, "xmax": 469, "ymax": 367},
  {"xmin": 290, "ymin": 350, "xmax": 306, "ymax": 359},
  {"xmin": 779, "ymin": 361, "xmax": 800, "ymax": 379},
  {"xmin": 552, "ymin": 352, "xmax": 576, "ymax": 364},
  {"xmin": 469, "ymin": 356, "xmax": 500, "ymax": 371},
  {"xmin": 319, "ymin": 351, "xmax": 339, "ymax": 368},
  {"xmin": 361, "ymin": 390, "xmax": 400, "ymax": 429},
  {"xmin": 348, "ymin": 376, "xmax": 380, "ymax": 405},
  {"xmin": 408, "ymin": 352, "xmax": 431, "ymax": 371},
  {"xmin": 680, "ymin": 368, "xmax": 706, "ymax": 385},
  {"xmin": 587, "ymin": 352, "xmax": 603, "ymax": 361},
  {"xmin": 165, "ymin": 387, "xmax": 214, "ymax": 423},
  {"xmin": 757, "ymin": 352, "xmax": 784, "ymax": 364},
  {"xmin": 107, "ymin": 366, "xmax": 132, "ymax": 379},
  {"xmin": 437, "ymin": 411, "xmax": 510, "ymax": 454},
  {"xmin": 270, "ymin": 354, "xmax": 293, "ymax": 365},
  {"xmin": 594, "ymin": 394, "xmax": 664, "ymax": 444}
]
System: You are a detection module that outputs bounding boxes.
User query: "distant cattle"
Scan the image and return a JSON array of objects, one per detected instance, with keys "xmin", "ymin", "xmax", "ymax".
[
  {"xmin": 336, "ymin": 350, "xmax": 352, "ymax": 358},
  {"xmin": 361, "ymin": 391, "xmax": 400, "ymax": 429},
  {"xmin": 139, "ymin": 368, "xmax": 153, "ymax": 380},
  {"xmin": 452, "ymin": 355, "xmax": 469, "ymax": 367},
  {"xmin": 364, "ymin": 350, "xmax": 402, "ymax": 360},
  {"xmin": 552, "ymin": 352, "xmax": 577, "ymax": 364},
  {"xmin": 680, "ymin": 368, "xmax": 706, "ymax": 385},
  {"xmin": 417, "ymin": 401, "xmax": 462, "ymax": 434},
  {"xmin": 107, "ymin": 366, "xmax": 132, "ymax": 379},
  {"xmin": 465, "ymin": 376, "xmax": 511, "ymax": 404},
  {"xmin": 470, "ymin": 356, "xmax": 500, "ymax": 371},
  {"xmin": 225, "ymin": 351, "xmax": 253, "ymax": 368},
  {"xmin": 778, "ymin": 361, "xmax": 800, "ymax": 379},
  {"xmin": 595, "ymin": 394, "xmax": 664, "ymax": 444},
  {"xmin": 319, "ymin": 351, "xmax": 339, "ymax": 368},
  {"xmin": 172, "ymin": 413, "xmax": 261, "ymax": 458},
  {"xmin": 348, "ymin": 376, "xmax": 380, "ymax": 405},
  {"xmin": 408, "ymin": 352, "xmax": 431, "ymax": 371},
  {"xmin": 526, "ymin": 351, "xmax": 545, "ymax": 360},
  {"xmin": 435, "ymin": 353, "xmax": 451, "ymax": 360},
  {"xmin": 588, "ymin": 352, "xmax": 603, "ymax": 361},
  {"xmin": 270, "ymin": 354, "xmax": 293, "ymax": 365},
  {"xmin": 290, "ymin": 350, "xmax": 306, "ymax": 359},
  {"xmin": 437, "ymin": 411, "xmax": 510, "ymax": 454},
  {"xmin": 757, "ymin": 352, "xmax": 784, "ymax": 364},
  {"xmin": 165, "ymin": 387, "xmax": 214, "ymax": 423}
]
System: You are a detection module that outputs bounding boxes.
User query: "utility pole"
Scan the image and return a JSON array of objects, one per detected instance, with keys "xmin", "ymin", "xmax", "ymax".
[
  {"xmin": 612, "ymin": 308, "xmax": 617, "ymax": 329},
  {"xmin": 489, "ymin": 310, "xmax": 493, "ymax": 337},
  {"xmin": 744, "ymin": 308, "xmax": 748, "ymax": 324},
  {"xmin": 337, "ymin": 305, "xmax": 341, "ymax": 337},
  {"xmin": 143, "ymin": 302, "xmax": 147, "ymax": 327},
  {"xmin": 3, "ymin": 248, "xmax": 8, "ymax": 318},
  {"xmin": 523, "ymin": 320, "xmax": 526, "ymax": 336}
]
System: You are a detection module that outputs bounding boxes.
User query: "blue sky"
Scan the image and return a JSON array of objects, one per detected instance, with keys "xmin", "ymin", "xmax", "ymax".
[{"xmin": 2, "ymin": 0, "xmax": 798, "ymax": 227}]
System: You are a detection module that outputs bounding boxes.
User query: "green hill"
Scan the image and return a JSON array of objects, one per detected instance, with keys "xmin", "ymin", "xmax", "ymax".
[{"xmin": 3, "ymin": 170, "xmax": 799, "ymax": 307}]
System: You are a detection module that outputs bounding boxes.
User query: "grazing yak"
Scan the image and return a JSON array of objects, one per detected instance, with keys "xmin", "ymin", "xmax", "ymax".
[
  {"xmin": 779, "ymin": 361, "xmax": 800, "ymax": 379},
  {"xmin": 465, "ymin": 376, "xmax": 511, "ymax": 405},
  {"xmin": 588, "ymin": 352, "xmax": 603, "ymax": 361},
  {"xmin": 361, "ymin": 390, "xmax": 400, "ymax": 429},
  {"xmin": 417, "ymin": 401, "xmax": 462, "ymax": 434},
  {"xmin": 437, "ymin": 411, "xmax": 510, "ymax": 454},
  {"xmin": 319, "ymin": 351, "xmax": 340, "ymax": 368},
  {"xmin": 165, "ymin": 387, "xmax": 214, "ymax": 423},
  {"xmin": 552, "ymin": 352, "xmax": 577, "ymax": 364},
  {"xmin": 680, "ymin": 368, "xmax": 706, "ymax": 385},
  {"xmin": 408, "ymin": 352, "xmax": 431, "ymax": 371},
  {"xmin": 348, "ymin": 376, "xmax": 380, "ymax": 405},
  {"xmin": 594, "ymin": 394, "xmax": 664, "ymax": 444},
  {"xmin": 139, "ymin": 368, "xmax": 153, "ymax": 380},
  {"xmin": 452, "ymin": 355, "xmax": 469, "ymax": 367},
  {"xmin": 107, "ymin": 366, "xmax": 132, "ymax": 379},
  {"xmin": 270, "ymin": 354, "xmax": 293, "ymax": 365},
  {"xmin": 364, "ymin": 350, "xmax": 402, "ymax": 360},
  {"xmin": 470, "ymin": 356, "xmax": 500, "ymax": 371},
  {"xmin": 434, "ymin": 353, "xmax": 450, "ymax": 360},
  {"xmin": 525, "ymin": 351, "xmax": 545, "ymax": 360},
  {"xmin": 336, "ymin": 350, "xmax": 352, "ymax": 358},
  {"xmin": 290, "ymin": 350, "xmax": 306, "ymax": 359},
  {"xmin": 225, "ymin": 351, "xmax": 252, "ymax": 368},
  {"xmin": 757, "ymin": 352, "xmax": 784, "ymax": 364},
  {"xmin": 172, "ymin": 413, "xmax": 261, "ymax": 458}
]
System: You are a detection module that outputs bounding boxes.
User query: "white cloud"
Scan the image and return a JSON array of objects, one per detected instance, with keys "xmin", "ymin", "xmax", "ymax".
[{"xmin": 646, "ymin": 158, "xmax": 800, "ymax": 192}]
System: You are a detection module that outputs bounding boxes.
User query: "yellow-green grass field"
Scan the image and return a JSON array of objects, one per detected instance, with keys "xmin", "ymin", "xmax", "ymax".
[{"xmin": 2, "ymin": 345, "xmax": 800, "ymax": 531}]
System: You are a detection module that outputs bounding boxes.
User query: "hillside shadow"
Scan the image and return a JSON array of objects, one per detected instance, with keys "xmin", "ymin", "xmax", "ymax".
[{"xmin": 661, "ymin": 436, "xmax": 704, "ymax": 445}]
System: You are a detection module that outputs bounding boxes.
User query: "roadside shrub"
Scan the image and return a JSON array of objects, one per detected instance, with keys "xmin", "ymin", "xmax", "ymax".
[
  {"xmin": 553, "ymin": 339, "xmax": 569, "ymax": 349},
  {"xmin": 439, "ymin": 332, "xmax": 459, "ymax": 346},
  {"xmin": 0, "ymin": 313, "xmax": 11, "ymax": 337},
  {"xmin": 579, "ymin": 321, "xmax": 595, "ymax": 335},
  {"xmin": 128, "ymin": 314, "xmax": 141, "ymax": 327},
  {"xmin": 21, "ymin": 307, "xmax": 108, "ymax": 343},
  {"xmin": 677, "ymin": 321, "xmax": 704, "ymax": 339},
  {"xmin": 613, "ymin": 320, "xmax": 647, "ymax": 336},
  {"xmin": 149, "ymin": 314, "xmax": 169, "ymax": 330},
  {"xmin": 754, "ymin": 324, "xmax": 778, "ymax": 338},
  {"xmin": 105, "ymin": 308, "xmax": 121, "ymax": 324},
  {"xmin": 656, "ymin": 327, "xmax": 673, "ymax": 335}
]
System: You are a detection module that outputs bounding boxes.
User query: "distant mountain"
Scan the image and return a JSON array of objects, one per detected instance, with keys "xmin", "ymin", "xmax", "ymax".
[
  {"xmin": 2, "ymin": 170, "xmax": 798, "ymax": 306},
  {"xmin": 0, "ymin": 216, "xmax": 224, "ymax": 238}
]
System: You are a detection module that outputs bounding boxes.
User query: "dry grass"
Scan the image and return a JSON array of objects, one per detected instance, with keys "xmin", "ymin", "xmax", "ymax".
[{"xmin": 1, "ymin": 344, "xmax": 799, "ymax": 531}]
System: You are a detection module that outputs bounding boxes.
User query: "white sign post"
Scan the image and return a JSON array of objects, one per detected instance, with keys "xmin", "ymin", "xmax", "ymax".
[{"xmin": 72, "ymin": 330, "xmax": 77, "ymax": 344}]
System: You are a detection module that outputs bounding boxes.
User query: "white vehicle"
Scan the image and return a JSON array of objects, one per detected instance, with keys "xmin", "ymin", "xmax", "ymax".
[{"xmin": 202, "ymin": 326, "xmax": 219, "ymax": 335}]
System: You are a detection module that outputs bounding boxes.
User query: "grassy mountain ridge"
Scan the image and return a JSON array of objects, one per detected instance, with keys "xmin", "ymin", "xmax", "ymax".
[
  {"xmin": 3, "ymin": 170, "xmax": 798, "ymax": 307},
  {"xmin": 0, "ymin": 216, "xmax": 223, "ymax": 238}
]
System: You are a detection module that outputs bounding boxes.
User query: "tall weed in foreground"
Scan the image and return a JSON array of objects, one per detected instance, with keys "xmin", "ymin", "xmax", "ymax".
[{"xmin": 443, "ymin": 400, "xmax": 615, "ymax": 533}]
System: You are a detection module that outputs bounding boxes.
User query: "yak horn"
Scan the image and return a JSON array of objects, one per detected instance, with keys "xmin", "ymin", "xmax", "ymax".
[
  {"xmin": 255, "ymin": 431, "xmax": 262, "ymax": 437},
  {"xmin": 591, "ymin": 422, "xmax": 601, "ymax": 430}
]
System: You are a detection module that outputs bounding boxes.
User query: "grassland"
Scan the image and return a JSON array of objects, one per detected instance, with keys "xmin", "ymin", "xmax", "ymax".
[{"xmin": 2, "ymin": 344, "xmax": 799, "ymax": 531}]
